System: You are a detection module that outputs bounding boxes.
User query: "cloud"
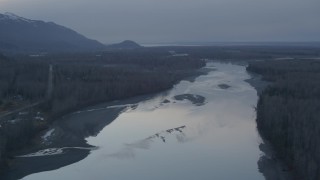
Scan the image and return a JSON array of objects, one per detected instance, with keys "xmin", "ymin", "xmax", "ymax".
[{"xmin": 1, "ymin": 0, "xmax": 319, "ymax": 43}]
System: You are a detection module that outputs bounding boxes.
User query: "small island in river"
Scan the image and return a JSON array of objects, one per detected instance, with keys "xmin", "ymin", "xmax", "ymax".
[{"xmin": 173, "ymin": 94, "xmax": 206, "ymax": 106}]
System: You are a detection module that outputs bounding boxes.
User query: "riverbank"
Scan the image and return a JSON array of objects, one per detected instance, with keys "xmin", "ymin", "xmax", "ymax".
[
  {"xmin": 247, "ymin": 59, "xmax": 320, "ymax": 180},
  {"xmin": 0, "ymin": 64, "xmax": 209, "ymax": 179},
  {"xmin": 245, "ymin": 66, "xmax": 293, "ymax": 180},
  {"xmin": 0, "ymin": 52, "xmax": 206, "ymax": 176},
  {"xmin": 1, "ymin": 94, "xmax": 155, "ymax": 180}
]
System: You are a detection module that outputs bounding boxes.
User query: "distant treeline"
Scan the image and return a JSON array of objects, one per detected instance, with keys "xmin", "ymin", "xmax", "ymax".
[
  {"xmin": 247, "ymin": 59, "xmax": 320, "ymax": 180},
  {"xmin": 145, "ymin": 46, "xmax": 320, "ymax": 60},
  {"xmin": 13, "ymin": 45, "xmax": 320, "ymax": 62}
]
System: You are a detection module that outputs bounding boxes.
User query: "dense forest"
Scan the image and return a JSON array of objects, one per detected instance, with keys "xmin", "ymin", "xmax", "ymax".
[
  {"xmin": 0, "ymin": 51, "xmax": 205, "ymax": 114},
  {"xmin": 247, "ymin": 59, "xmax": 320, "ymax": 180},
  {"xmin": 0, "ymin": 51, "xmax": 205, "ymax": 171},
  {"xmin": 0, "ymin": 57, "xmax": 48, "ymax": 113},
  {"xmin": 49, "ymin": 55, "xmax": 204, "ymax": 117}
]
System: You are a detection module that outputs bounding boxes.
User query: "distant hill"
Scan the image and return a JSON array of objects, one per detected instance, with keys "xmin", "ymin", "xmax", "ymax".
[
  {"xmin": 0, "ymin": 12, "xmax": 105, "ymax": 53},
  {"xmin": 107, "ymin": 40, "xmax": 142, "ymax": 49}
]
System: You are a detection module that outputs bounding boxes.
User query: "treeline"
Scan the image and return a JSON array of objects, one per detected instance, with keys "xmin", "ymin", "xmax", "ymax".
[
  {"xmin": 16, "ymin": 45, "xmax": 320, "ymax": 63},
  {"xmin": 17, "ymin": 50, "xmax": 202, "ymax": 70},
  {"xmin": 247, "ymin": 59, "xmax": 320, "ymax": 180},
  {"xmin": 147, "ymin": 46, "xmax": 320, "ymax": 60}
]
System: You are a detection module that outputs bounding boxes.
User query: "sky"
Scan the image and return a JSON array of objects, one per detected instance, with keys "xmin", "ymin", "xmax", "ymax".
[{"xmin": 0, "ymin": 0, "xmax": 319, "ymax": 44}]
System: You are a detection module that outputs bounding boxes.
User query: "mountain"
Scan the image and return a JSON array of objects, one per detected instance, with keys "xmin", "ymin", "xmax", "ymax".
[
  {"xmin": 107, "ymin": 40, "xmax": 142, "ymax": 49},
  {"xmin": 0, "ymin": 12, "xmax": 105, "ymax": 53}
]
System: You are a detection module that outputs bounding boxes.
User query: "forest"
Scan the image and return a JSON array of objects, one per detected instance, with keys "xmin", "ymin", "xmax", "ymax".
[
  {"xmin": 0, "ymin": 51, "xmax": 205, "ymax": 114},
  {"xmin": 0, "ymin": 57, "xmax": 48, "ymax": 113},
  {"xmin": 247, "ymin": 59, "xmax": 320, "ymax": 180},
  {"xmin": 49, "ymin": 55, "xmax": 204, "ymax": 117}
]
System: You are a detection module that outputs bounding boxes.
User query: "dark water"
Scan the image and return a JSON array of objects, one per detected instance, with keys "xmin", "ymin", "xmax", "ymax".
[{"xmin": 20, "ymin": 62, "xmax": 266, "ymax": 180}]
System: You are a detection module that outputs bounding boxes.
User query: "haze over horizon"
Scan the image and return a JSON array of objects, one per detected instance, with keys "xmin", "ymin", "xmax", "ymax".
[{"xmin": 0, "ymin": 0, "xmax": 319, "ymax": 44}]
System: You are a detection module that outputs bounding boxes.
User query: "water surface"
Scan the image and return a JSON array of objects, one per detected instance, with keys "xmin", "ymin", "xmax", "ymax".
[{"xmin": 22, "ymin": 62, "xmax": 265, "ymax": 180}]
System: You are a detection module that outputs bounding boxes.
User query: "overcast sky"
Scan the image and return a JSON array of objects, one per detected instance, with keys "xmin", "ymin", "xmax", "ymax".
[{"xmin": 0, "ymin": 0, "xmax": 319, "ymax": 44}]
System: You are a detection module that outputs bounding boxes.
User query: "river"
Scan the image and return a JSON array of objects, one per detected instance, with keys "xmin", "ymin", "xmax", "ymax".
[{"xmin": 5, "ymin": 62, "xmax": 277, "ymax": 180}]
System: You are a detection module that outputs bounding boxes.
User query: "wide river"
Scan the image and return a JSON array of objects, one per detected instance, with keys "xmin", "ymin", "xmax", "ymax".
[{"xmin": 19, "ymin": 62, "xmax": 269, "ymax": 179}]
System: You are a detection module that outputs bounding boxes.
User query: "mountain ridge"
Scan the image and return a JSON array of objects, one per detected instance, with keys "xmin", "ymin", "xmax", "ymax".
[{"xmin": 0, "ymin": 12, "xmax": 105, "ymax": 53}]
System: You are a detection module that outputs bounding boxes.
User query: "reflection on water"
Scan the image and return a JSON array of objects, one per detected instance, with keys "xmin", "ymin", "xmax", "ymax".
[
  {"xmin": 105, "ymin": 125, "xmax": 187, "ymax": 159},
  {"xmin": 7, "ymin": 62, "xmax": 270, "ymax": 180}
]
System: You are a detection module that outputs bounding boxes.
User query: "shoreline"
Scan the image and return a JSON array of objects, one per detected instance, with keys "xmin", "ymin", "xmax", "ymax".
[
  {"xmin": 245, "ymin": 70, "xmax": 293, "ymax": 180},
  {"xmin": 0, "ymin": 65, "xmax": 211, "ymax": 180},
  {"xmin": 1, "ymin": 94, "xmax": 155, "ymax": 180}
]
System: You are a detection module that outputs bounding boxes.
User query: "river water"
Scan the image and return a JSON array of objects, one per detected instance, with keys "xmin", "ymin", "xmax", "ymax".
[{"xmin": 21, "ymin": 62, "xmax": 267, "ymax": 180}]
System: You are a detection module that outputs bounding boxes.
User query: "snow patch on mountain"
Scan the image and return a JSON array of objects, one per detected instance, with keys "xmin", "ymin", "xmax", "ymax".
[{"xmin": 0, "ymin": 12, "xmax": 34, "ymax": 23}]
